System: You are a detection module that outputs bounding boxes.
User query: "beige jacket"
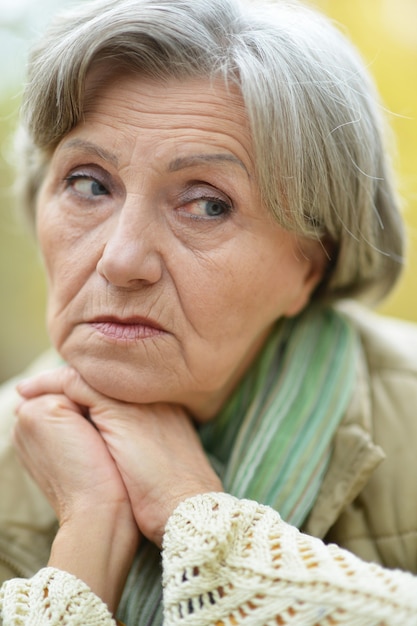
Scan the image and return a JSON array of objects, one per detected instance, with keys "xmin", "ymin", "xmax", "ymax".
[{"xmin": 1, "ymin": 302, "xmax": 417, "ymax": 584}]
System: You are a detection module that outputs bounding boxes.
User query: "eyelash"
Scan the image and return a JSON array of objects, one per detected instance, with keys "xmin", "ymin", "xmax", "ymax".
[
  {"xmin": 64, "ymin": 173, "xmax": 109, "ymax": 197},
  {"xmin": 63, "ymin": 172, "xmax": 234, "ymax": 221},
  {"xmin": 179, "ymin": 195, "xmax": 233, "ymax": 221}
]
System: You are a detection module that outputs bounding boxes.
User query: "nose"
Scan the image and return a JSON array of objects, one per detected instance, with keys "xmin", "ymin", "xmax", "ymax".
[{"xmin": 97, "ymin": 205, "xmax": 163, "ymax": 287}]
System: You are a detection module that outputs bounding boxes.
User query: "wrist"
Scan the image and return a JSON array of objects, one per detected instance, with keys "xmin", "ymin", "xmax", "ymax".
[
  {"xmin": 143, "ymin": 480, "xmax": 224, "ymax": 548},
  {"xmin": 49, "ymin": 504, "xmax": 139, "ymax": 612}
]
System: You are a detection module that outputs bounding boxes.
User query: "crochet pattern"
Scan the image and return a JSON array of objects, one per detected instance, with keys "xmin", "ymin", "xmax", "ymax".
[
  {"xmin": 2, "ymin": 493, "xmax": 417, "ymax": 625},
  {"xmin": 0, "ymin": 567, "xmax": 116, "ymax": 625},
  {"xmin": 162, "ymin": 493, "xmax": 417, "ymax": 625}
]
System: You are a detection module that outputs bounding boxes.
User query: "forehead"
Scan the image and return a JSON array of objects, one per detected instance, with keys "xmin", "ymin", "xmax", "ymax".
[
  {"xmin": 71, "ymin": 72, "xmax": 254, "ymax": 170},
  {"xmin": 83, "ymin": 68, "xmax": 246, "ymax": 117}
]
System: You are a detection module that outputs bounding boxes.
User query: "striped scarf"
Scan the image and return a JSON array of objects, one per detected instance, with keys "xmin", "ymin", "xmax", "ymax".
[{"xmin": 117, "ymin": 305, "xmax": 358, "ymax": 625}]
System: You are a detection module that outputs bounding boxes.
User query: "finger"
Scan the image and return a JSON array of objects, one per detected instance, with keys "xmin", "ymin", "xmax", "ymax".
[
  {"xmin": 16, "ymin": 366, "xmax": 101, "ymax": 409},
  {"xmin": 16, "ymin": 366, "xmax": 69, "ymax": 398},
  {"xmin": 12, "ymin": 393, "xmax": 131, "ymax": 524},
  {"xmin": 13, "ymin": 394, "xmax": 84, "ymax": 474},
  {"xmin": 16, "ymin": 392, "xmax": 80, "ymax": 417}
]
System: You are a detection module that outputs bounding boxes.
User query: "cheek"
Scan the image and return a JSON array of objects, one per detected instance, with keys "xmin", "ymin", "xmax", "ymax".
[
  {"xmin": 39, "ymin": 191, "xmax": 96, "ymax": 266},
  {"xmin": 181, "ymin": 244, "xmax": 302, "ymax": 339},
  {"xmin": 37, "ymin": 199, "xmax": 69, "ymax": 281},
  {"xmin": 37, "ymin": 209, "xmax": 97, "ymax": 317}
]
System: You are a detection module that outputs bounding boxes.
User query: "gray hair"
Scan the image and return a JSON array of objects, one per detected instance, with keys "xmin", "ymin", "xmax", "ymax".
[{"xmin": 18, "ymin": 0, "xmax": 404, "ymax": 303}]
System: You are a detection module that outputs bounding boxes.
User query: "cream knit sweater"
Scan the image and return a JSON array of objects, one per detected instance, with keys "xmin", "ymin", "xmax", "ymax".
[{"xmin": 1, "ymin": 493, "xmax": 417, "ymax": 626}]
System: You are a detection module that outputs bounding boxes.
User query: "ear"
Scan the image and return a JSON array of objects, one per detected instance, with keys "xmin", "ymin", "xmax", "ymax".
[{"xmin": 284, "ymin": 238, "xmax": 329, "ymax": 317}]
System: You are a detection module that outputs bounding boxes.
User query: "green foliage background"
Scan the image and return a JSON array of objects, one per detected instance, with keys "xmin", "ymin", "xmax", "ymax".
[{"xmin": 0, "ymin": 0, "xmax": 416, "ymax": 383}]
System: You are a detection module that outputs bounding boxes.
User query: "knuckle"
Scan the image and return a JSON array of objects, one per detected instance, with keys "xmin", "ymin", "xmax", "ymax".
[{"xmin": 16, "ymin": 394, "xmax": 73, "ymax": 425}]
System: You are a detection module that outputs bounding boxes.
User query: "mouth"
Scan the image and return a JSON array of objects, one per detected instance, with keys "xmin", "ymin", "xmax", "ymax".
[{"xmin": 89, "ymin": 315, "xmax": 166, "ymax": 341}]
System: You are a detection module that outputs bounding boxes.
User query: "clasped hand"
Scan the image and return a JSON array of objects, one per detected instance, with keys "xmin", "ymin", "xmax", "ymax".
[{"xmin": 13, "ymin": 366, "xmax": 222, "ymax": 608}]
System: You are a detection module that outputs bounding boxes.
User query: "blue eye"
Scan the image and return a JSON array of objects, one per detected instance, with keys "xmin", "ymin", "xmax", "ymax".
[
  {"xmin": 204, "ymin": 199, "xmax": 228, "ymax": 217},
  {"xmin": 183, "ymin": 197, "xmax": 232, "ymax": 219},
  {"xmin": 65, "ymin": 175, "xmax": 108, "ymax": 197}
]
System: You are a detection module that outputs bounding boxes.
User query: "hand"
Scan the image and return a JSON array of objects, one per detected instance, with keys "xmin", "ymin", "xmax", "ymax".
[
  {"xmin": 17, "ymin": 367, "xmax": 223, "ymax": 547},
  {"xmin": 15, "ymin": 372, "xmax": 131, "ymax": 524},
  {"xmin": 15, "ymin": 370, "xmax": 139, "ymax": 611},
  {"xmin": 96, "ymin": 400, "xmax": 224, "ymax": 547}
]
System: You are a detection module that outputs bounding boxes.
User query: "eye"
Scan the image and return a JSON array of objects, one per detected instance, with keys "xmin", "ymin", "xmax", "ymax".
[
  {"xmin": 65, "ymin": 174, "xmax": 109, "ymax": 198},
  {"xmin": 181, "ymin": 196, "xmax": 232, "ymax": 219}
]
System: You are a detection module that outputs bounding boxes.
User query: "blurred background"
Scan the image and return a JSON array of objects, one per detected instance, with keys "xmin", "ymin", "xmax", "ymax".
[{"xmin": 0, "ymin": 0, "xmax": 416, "ymax": 384}]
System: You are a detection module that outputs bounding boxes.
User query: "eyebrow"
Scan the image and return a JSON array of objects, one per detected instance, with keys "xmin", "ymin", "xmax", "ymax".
[
  {"xmin": 59, "ymin": 139, "xmax": 120, "ymax": 167},
  {"xmin": 59, "ymin": 139, "xmax": 249, "ymax": 177},
  {"xmin": 168, "ymin": 153, "xmax": 249, "ymax": 177}
]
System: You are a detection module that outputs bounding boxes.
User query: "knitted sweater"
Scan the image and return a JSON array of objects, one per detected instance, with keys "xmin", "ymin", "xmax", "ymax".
[{"xmin": 1, "ymin": 493, "xmax": 416, "ymax": 625}]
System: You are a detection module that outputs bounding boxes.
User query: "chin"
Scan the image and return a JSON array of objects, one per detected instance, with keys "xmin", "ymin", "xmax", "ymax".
[
  {"xmin": 61, "ymin": 352, "xmax": 137, "ymax": 401},
  {"xmin": 88, "ymin": 368, "xmax": 152, "ymax": 403}
]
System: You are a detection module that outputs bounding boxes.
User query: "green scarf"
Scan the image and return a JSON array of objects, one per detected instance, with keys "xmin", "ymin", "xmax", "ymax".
[{"xmin": 117, "ymin": 305, "xmax": 358, "ymax": 625}]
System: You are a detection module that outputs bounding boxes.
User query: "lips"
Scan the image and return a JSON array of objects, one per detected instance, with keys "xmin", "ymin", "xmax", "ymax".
[{"xmin": 89, "ymin": 315, "xmax": 166, "ymax": 341}]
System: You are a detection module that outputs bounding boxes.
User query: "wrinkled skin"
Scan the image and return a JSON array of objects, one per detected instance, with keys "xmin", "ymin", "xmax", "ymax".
[{"xmin": 13, "ymin": 74, "xmax": 325, "ymax": 612}]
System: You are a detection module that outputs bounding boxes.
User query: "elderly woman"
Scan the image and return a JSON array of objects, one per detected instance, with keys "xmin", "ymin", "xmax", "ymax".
[{"xmin": 1, "ymin": 0, "xmax": 417, "ymax": 623}]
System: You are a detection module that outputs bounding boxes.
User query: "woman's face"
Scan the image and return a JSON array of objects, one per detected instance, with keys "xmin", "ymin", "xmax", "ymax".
[{"xmin": 37, "ymin": 74, "xmax": 324, "ymax": 421}]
